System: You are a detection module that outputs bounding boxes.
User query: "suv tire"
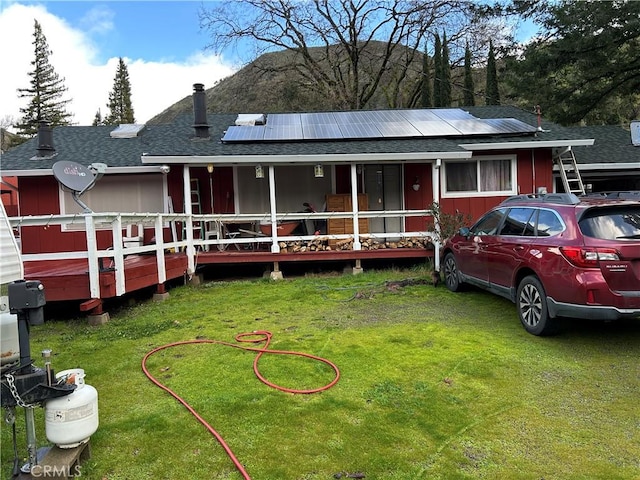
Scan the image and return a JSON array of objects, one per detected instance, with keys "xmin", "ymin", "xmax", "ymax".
[
  {"xmin": 517, "ymin": 275, "xmax": 557, "ymax": 336},
  {"xmin": 443, "ymin": 253, "xmax": 462, "ymax": 292}
]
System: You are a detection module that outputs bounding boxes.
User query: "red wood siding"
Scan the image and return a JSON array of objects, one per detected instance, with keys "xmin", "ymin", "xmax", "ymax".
[
  {"xmin": 437, "ymin": 149, "xmax": 554, "ymax": 223},
  {"xmin": 404, "ymin": 163, "xmax": 433, "ymax": 231},
  {"xmin": 1, "ymin": 176, "xmax": 18, "ymax": 216}
]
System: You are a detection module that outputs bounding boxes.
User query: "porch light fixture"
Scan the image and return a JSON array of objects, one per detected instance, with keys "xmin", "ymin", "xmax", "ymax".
[
  {"xmin": 207, "ymin": 164, "xmax": 214, "ymax": 174},
  {"xmin": 160, "ymin": 165, "xmax": 170, "ymax": 174},
  {"xmin": 314, "ymin": 164, "xmax": 324, "ymax": 178},
  {"xmin": 255, "ymin": 165, "xmax": 264, "ymax": 178},
  {"xmin": 412, "ymin": 177, "xmax": 420, "ymax": 191}
]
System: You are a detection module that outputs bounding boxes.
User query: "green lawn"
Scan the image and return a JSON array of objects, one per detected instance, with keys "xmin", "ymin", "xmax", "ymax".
[{"xmin": 2, "ymin": 266, "xmax": 639, "ymax": 479}]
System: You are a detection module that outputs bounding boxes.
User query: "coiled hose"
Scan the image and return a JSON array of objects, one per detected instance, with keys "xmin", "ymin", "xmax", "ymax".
[{"xmin": 142, "ymin": 330, "xmax": 340, "ymax": 479}]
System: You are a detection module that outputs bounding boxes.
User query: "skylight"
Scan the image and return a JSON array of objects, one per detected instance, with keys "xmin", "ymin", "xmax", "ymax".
[{"xmin": 110, "ymin": 124, "xmax": 146, "ymax": 138}]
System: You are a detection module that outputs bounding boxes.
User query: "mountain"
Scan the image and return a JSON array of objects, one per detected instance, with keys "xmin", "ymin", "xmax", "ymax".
[{"xmin": 148, "ymin": 43, "xmax": 435, "ymax": 124}]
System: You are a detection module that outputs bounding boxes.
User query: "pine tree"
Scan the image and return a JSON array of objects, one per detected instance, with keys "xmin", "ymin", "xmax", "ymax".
[
  {"xmin": 433, "ymin": 34, "xmax": 442, "ymax": 107},
  {"xmin": 485, "ymin": 39, "xmax": 500, "ymax": 105},
  {"xmin": 16, "ymin": 19, "xmax": 73, "ymax": 136},
  {"xmin": 92, "ymin": 109, "xmax": 105, "ymax": 126},
  {"xmin": 420, "ymin": 44, "xmax": 432, "ymax": 108},
  {"xmin": 441, "ymin": 32, "xmax": 452, "ymax": 107},
  {"xmin": 105, "ymin": 57, "xmax": 135, "ymax": 125},
  {"xmin": 463, "ymin": 43, "xmax": 475, "ymax": 106}
]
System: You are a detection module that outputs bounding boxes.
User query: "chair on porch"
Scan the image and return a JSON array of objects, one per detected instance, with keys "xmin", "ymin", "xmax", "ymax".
[
  {"xmin": 123, "ymin": 223, "xmax": 144, "ymax": 248},
  {"xmin": 205, "ymin": 220, "xmax": 225, "ymax": 251}
]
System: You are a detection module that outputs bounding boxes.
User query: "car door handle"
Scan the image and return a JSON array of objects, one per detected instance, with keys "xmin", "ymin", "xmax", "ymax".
[{"xmin": 514, "ymin": 246, "xmax": 525, "ymax": 251}]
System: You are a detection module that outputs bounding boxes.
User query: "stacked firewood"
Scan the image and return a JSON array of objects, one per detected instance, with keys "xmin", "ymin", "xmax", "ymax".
[
  {"xmin": 278, "ymin": 238, "xmax": 332, "ymax": 253},
  {"xmin": 277, "ymin": 237, "xmax": 434, "ymax": 252}
]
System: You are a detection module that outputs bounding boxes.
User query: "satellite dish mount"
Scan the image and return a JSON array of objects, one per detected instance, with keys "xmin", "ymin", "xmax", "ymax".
[{"xmin": 52, "ymin": 161, "xmax": 107, "ymax": 213}]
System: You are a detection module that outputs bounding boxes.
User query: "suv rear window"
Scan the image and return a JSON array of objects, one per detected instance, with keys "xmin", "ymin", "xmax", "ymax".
[{"xmin": 579, "ymin": 206, "xmax": 640, "ymax": 240}]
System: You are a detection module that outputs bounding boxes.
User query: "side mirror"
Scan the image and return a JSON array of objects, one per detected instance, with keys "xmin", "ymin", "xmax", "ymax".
[{"xmin": 459, "ymin": 227, "xmax": 470, "ymax": 238}]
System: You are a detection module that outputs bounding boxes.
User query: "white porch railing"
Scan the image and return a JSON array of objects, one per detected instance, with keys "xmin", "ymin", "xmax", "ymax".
[{"xmin": 9, "ymin": 209, "xmax": 440, "ymax": 300}]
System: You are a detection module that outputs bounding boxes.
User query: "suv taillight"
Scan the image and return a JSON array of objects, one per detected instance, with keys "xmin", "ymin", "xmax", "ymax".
[{"xmin": 560, "ymin": 246, "xmax": 620, "ymax": 268}]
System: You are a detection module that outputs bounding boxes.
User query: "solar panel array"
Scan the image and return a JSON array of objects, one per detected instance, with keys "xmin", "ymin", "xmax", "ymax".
[{"xmin": 221, "ymin": 108, "xmax": 537, "ymax": 143}]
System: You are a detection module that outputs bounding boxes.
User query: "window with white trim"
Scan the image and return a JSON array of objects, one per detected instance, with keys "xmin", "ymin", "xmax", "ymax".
[
  {"xmin": 60, "ymin": 174, "xmax": 167, "ymax": 230},
  {"xmin": 443, "ymin": 156, "xmax": 517, "ymax": 197}
]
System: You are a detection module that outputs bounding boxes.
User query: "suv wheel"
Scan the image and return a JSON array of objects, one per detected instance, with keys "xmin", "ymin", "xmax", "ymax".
[
  {"xmin": 517, "ymin": 275, "xmax": 557, "ymax": 336},
  {"xmin": 443, "ymin": 253, "xmax": 462, "ymax": 292}
]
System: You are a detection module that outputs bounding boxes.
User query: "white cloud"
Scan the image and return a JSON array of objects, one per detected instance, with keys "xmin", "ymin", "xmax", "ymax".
[
  {"xmin": 79, "ymin": 5, "xmax": 115, "ymax": 36},
  {"xmin": 0, "ymin": 3, "xmax": 235, "ymax": 131}
]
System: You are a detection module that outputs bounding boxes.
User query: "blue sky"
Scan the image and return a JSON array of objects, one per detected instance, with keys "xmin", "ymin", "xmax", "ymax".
[
  {"xmin": 39, "ymin": 1, "xmax": 211, "ymax": 63},
  {"xmin": 0, "ymin": 1, "xmax": 236, "ymax": 128}
]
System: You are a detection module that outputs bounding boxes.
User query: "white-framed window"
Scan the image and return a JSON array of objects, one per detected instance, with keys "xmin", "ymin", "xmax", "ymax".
[
  {"xmin": 442, "ymin": 155, "xmax": 517, "ymax": 197},
  {"xmin": 60, "ymin": 174, "xmax": 167, "ymax": 230}
]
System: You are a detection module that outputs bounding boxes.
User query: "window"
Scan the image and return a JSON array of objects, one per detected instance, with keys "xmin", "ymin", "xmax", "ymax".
[
  {"xmin": 499, "ymin": 208, "xmax": 536, "ymax": 236},
  {"xmin": 536, "ymin": 209, "xmax": 565, "ymax": 237},
  {"xmin": 579, "ymin": 206, "xmax": 640, "ymax": 240},
  {"xmin": 443, "ymin": 156, "xmax": 516, "ymax": 197},
  {"xmin": 60, "ymin": 174, "xmax": 167, "ymax": 230},
  {"xmin": 471, "ymin": 208, "xmax": 507, "ymax": 236}
]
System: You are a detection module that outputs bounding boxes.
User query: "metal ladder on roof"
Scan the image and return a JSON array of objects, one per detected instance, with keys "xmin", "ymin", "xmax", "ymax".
[{"xmin": 554, "ymin": 148, "xmax": 586, "ymax": 195}]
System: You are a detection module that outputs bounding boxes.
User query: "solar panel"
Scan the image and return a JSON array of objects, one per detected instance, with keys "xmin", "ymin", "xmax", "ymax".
[
  {"xmin": 222, "ymin": 125, "xmax": 265, "ymax": 142},
  {"xmin": 400, "ymin": 110, "xmax": 442, "ymax": 122},
  {"xmin": 412, "ymin": 121, "xmax": 462, "ymax": 137},
  {"xmin": 300, "ymin": 112, "xmax": 337, "ymax": 125},
  {"xmin": 484, "ymin": 118, "xmax": 538, "ymax": 134},
  {"xmin": 303, "ymin": 123, "xmax": 343, "ymax": 139},
  {"xmin": 263, "ymin": 124, "xmax": 303, "ymax": 141},
  {"xmin": 432, "ymin": 109, "xmax": 475, "ymax": 120},
  {"xmin": 369, "ymin": 110, "xmax": 408, "ymax": 123},
  {"xmin": 338, "ymin": 123, "xmax": 382, "ymax": 138},
  {"xmin": 333, "ymin": 111, "xmax": 371, "ymax": 124},
  {"xmin": 448, "ymin": 120, "xmax": 502, "ymax": 135},
  {"xmin": 220, "ymin": 108, "xmax": 537, "ymax": 143},
  {"xmin": 267, "ymin": 113, "xmax": 302, "ymax": 126},
  {"xmin": 376, "ymin": 122, "xmax": 421, "ymax": 137}
]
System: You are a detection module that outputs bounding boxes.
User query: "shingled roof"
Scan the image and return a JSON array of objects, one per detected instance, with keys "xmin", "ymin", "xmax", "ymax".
[
  {"xmin": 0, "ymin": 105, "xmax": 618, "ymax": 175},
  {"xmin": 569, "ymin": 124, "xmax": 639, "ymax": 166}
]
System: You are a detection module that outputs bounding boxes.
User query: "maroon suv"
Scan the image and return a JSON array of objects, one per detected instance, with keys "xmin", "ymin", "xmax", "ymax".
[{"xmin": 441, "ymin": 192, "xmax": 640, "ymax": 335}]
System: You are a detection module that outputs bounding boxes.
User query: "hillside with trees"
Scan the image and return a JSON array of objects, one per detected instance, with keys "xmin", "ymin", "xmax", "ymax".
[{"xmin": 151, "ymin": 0, "xmax": 639, "ymax": 127}]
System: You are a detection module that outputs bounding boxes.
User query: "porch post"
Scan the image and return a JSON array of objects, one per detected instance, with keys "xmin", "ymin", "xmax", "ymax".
[
  {"xmin": 111, "ymin": 215, "xmax": 126, "ymax": 296},
  {"xmin": 432, "ymin": 159, "xmax": 441, "ymax": 271},
  {"xmin": 183, "ymin": 165, "xmax": 196, "ymax": 275},
  {"xmin": 85, "ymin": 215, "xmax": 100, "ymax": 299},
  {"xmin": 155, "ymin": 215, "xmax": 167, "ymax": 284},
  {"xmin": 268, "ymin": 165, "xmax": 280, "ymax": 253},
  {"xmin": 350, "ymin": 163, "xmax": 361, "ymax": 250}
]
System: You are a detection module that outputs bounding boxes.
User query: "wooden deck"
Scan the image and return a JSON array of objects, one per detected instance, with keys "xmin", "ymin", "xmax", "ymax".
[
  {"xmin": 23, "ymin": 253, "xmax": 189, "ymax": 305},
  {"xmin": 24, "ymin": 247, "xmax": 433, "ymax": 309},
  {"xmin": 11, "ymin": 211, "xmax": 438, "ymax": 316}
]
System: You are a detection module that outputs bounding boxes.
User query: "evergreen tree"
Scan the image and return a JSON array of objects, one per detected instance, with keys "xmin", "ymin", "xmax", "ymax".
[
  {"xmin": 441, "ymin": 32, "xmax": 452, "ymax": 107},
  {"xmin": 485, "ymin": 39, "xmax": 500, "ymax": 105},
  {"xmin": 505, "ymin": 0, "xmax": 639, "ymax": 124},
  {"xmin": 16, "ymin": 19, "xmax": 73, "ymax": 137},
  {"xmin": 105, "ymin": 57, "xmax": 135, "ymax": 125},
  {"xmin": 420, "ymin": 44, "xmax": 432, "ymax": 108},
  {"xmin": 92, "ymin": 109, "xmax": 105, "ymax": 126},
  {"xmin": 432, "ymin": 33, "xmax": 442, "ymax": 107},
  {"xmin": 463, "ymin": 42, "xmax": 475, "ymax": 106}
]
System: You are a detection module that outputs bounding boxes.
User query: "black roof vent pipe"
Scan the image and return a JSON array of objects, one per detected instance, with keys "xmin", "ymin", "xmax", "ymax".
[
  {"xmin": 36, "ymin": 121, "xmax": 55, "ymax": 156},
  {"xmin": 192, "ymin": 83, "xmax": 210, "ymax": 139}
]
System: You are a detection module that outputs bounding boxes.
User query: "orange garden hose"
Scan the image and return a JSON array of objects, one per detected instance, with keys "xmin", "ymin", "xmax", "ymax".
[{"xmin": 141, "ymin": 330, "xmax": 340, "ymax": 480}]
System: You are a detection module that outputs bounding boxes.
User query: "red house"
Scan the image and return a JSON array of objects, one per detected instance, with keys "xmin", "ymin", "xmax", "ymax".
[{"xmin": 0, "ymin": 84, "xmax": 597, "ymax": 318}]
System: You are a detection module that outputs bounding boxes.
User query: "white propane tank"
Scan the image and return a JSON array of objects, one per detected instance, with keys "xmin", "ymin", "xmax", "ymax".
[
  {"xmin": 45, "ymin": 369, "xmax": 99, "ymax": 448},
  {"xmin": 0, "ymin": 296, "xmax": 19, "ymax": 371}
]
